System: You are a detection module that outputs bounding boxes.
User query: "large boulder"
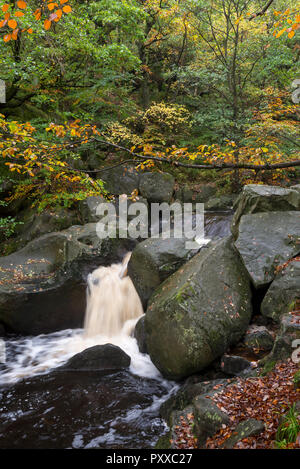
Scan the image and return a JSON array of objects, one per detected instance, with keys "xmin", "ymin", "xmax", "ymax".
[
  {"xmin": 0, "ymin": 224, "xmax": 134, "ymax": 334},
  {"xmin": 128, "ymin": 236, "xmax": 196, "ymax": 308},
  {"xmin": 100, "ymin": 164, "xmax": 140, "ymax": 195},
  {"xmin": 59, "ymin": 344, "xmax": 131, "ymax": 372},
  {"xmin": 139, "ymin": 172, "xmax": 175, "ymax": 203},
  {"xmin": 234, "ymin": 211, "xmax": 300, "ymax": 289},
  {"xmin": 144, "ymin": 237, "xmax": 252, "ymax": 380},
  {"xmin": 231, "ymin": 184, "xmax": 300, "ymax": 238},
  {"xmin": 175, "ymin": 184, "xmax": 217, "ymax": 203},
  {"xmin": 261, "ymin": 259, "xmax": 300, "ymax": 322}
]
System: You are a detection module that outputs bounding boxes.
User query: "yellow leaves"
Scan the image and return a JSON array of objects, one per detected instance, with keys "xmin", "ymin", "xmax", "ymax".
[
  {"xmin": 275, "ymin": 28, "xmax": 286, "ymax": 38},
  {"xmin": 261, "ymin": 147, "xmax": 269, "ymax": 153},
  {"xmin": 235, "ymin": 16, "xmax": 242, "ymax": 25}
]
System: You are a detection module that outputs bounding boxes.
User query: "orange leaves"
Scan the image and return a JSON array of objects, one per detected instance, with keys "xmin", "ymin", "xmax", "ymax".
[
  {"xmin": 8, "ymin": 19, "xmax": 17, "ymax": 29},
  {"xmin": 0, "ymin": 0, "xmax": 72, "ymax": 40},
  {"xmin": 44, "ymin": 19, "xmax": 52, "ymax": 30},
  {"xmin": 17, "ymin": 1, "xmax": 27, "ymax": 9},
  {"xmin": 62, "ymin": 5, "xmax": 72, "ymax": 14},
  {"xmin": 272, "ymin": 8, "xmax": 300, "ymax": 39}
]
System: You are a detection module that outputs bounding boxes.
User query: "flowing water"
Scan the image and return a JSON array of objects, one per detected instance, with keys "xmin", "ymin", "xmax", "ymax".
[{"xmin": 0, "ymin": 211, "xmax": 232, "ymax": 449}]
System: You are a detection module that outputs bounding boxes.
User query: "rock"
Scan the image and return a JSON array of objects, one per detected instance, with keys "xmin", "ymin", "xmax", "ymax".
[
  {"xmin": 234, "ymin": 211, "xmax": 300, "ymax": 289},
  {"xmin": 2, "ymin": 206, "xmax": 81, "ymax": 255},
  {"xmin": 128, "ymin": 236, "xmax": 196, "ymax": 308},
  {"xmin": 0, "ymin": 224, "xmax": 134, "ymax": 334},
  {"xmin": 220, "ymin": 355, "xmax": 252, "ymax": 376},
  {"xmin": 134, "ymin": 315, "xmax": 148, "ymax": 354},
  {"xmin": 79, "ymin": 195, "xmax": 106, "ymax": 223},
  {"xmin": 145, "ymin": 236, "xmax": 252, "ymax": 379},
  {"xmin": 231, "ymin": 184, "xmax": 300, "ymax": 238},
  {"xmin": 263, "ymin": 313, "xmax": 300, "ymax": 363},
  {"xmin": 59, "ymin": 344, "xmax": 131, "ymax": 372},
  {"xmin": 290, "ymin": 184, "xmax": 300, "ymax": 193},
  {"xmin": 100, "ymin": 164, "xmax": 140, "ymax": 195},
  {"xmin": 0, "ymin": 323, "xmax": 5, "ymax": 336},
  {"xmin": 223, "ymin": 419, "xmax": 265, "ymax": 449},
  {"xmin": 160, "ymin": 379, "xmax": 229, "ymax": 425},
  {"xmin": 139, "ymin": 172, "xmax": 175, "ymax": 203},
  {"xmin": 175, "ymin": 184, "xmax": 217, "ymax": 203},
  {"xmin": 261, "ymin": 259, "xmax": 300, "ymax": 322},
  {"xmin": 193, "ymin": 395, "xmax": 230, "ymax": 447},
  {"xmin": 244, "ymin": 325, "xmax": 274, "ymax": 352},
  {"xmin": 206, "ymin": 195, "xmax": 236, "ymax": 211}
]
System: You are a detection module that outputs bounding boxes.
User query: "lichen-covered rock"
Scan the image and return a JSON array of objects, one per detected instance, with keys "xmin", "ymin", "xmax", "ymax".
[
  {"xmin": 139, "ymin": 172, "xmax": 175, "ymax": 203},
  {"xmin": 234, "ymin": 211, "xmax": 300, "ymax": 289},
  {"xmin": 261, "ymin": 259, "xmax": 300, "ymax": 322},
  {"xmin": 231, "ymin": 185, "xmax": 300, "ymax": 238},
  {"xmin": 0, "ymin": 224, "xmax": 133, "ymax": 334},
  {"xmin": 206, "ymin": 195, "xmax": 237, "ymax": 211},
  {"xmin": 145, "ymin": 237, "xmax": 252, "ymax": 379},
  {"xmin": 128, "ymin": 236, "xmax": 196, "ymax": 308},
  {"xmin": 223, "ymin": 419, "xmax": 265, "ymax": 449},
  {"xmin": 244, "ymin": 325, "xmax": 274, "ymax": 352},
  {"xmin": 193, "ymin": 395, "xmax": 230, "ymax": 446}
]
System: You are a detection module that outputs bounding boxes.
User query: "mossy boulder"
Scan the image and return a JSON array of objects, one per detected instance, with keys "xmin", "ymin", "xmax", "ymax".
[
  {"xmin": 231, "ymin": 184, "xmax": 300, "ymax": 238},
  {"xmin": 223, "ymin": 419, "xmax": 265, "ymax": 449},
  {"xmin": 144, "ymin": 237, "xmax": 252, "ymax": 380},
  {"xmin": 261, "ymin": 259, "xmax": 300, "ymax": 322},
  {"xmin": 128, "ymin": 236, "xmax": 196, "ymax": 308},
  {"xmin": 234, "ymin": 211, "xmax": 300, "ymax": 289},
  {"xmin": 139, "ymin": 172, "xmax": 175, "ymax": 203}
]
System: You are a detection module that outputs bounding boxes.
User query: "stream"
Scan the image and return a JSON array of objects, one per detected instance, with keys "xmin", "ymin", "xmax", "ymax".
[{"xmin": 0, "ymin": 211, "xmax": 232, "ymax": 449}]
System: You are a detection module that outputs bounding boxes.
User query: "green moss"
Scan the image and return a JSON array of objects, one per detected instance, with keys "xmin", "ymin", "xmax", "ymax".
[
  {"xmin": 260, "ymin": 359, "xmax": 277, "ymax": 376},
  {"xmin": 293, "ymin": 370, "xmax": 300, "ymax": 389},
  {"xmin": 155, "ymin": 432, "xmax": 172, "ymax": 449}
]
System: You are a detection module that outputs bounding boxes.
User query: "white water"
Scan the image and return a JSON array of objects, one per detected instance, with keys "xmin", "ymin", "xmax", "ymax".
[{"xmin": 0, "ymin": 253, "xmax": 162, "ymax": 385}]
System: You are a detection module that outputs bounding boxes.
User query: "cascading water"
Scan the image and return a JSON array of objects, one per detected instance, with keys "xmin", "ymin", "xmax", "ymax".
[{"xmin": 84, "ymin": 252, "xmax": 144, "ymax": 338}]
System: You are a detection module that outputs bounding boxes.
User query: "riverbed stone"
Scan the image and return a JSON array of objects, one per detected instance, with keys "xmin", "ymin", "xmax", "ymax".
[
  {"xmin": 234, "ymin": 211, "xmax": 300, "ymax": 289},
  {"xmin": 220, "ymin": 355, "xmax": 252, "ymax": 376},
  {"xmin": 244, "ymin": 325, "xmax": 274, "ymax": 352},
  {"xmin": 134, "ymin": 315, "xmax": 148, "ymax": 354},
  {"xmin": 59, "ymin": 344, "xmax": 131, "ymax": 372},
  {"xmin": 139, "ymin": 172, "xmax": 175, "ymax": 203},
  {"xmin": 100, "ymin": 164, "xmax": 140, "ymax": 195},
  {"xmin": 261, "ymin": 259, "xmax": 300, "ymax": 322},
  {"xmin": 144, "ymin": 236, "xmax": 252, "ymax": 380},
  {"xmin": 231, "ymin": 184, "xmax": 300, "ymax": 238}
]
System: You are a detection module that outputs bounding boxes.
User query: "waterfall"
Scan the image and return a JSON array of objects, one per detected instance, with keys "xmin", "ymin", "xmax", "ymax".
[{"xmin": 84, "ymin": 252, "xmax": 144, "ymax": 338}]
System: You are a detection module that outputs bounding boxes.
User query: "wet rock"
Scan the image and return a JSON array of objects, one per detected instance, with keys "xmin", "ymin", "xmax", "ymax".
[
  {"xmin": 0, "ymin": 224, "xmax": 134, "ymax": 334},
  {"xmin": 134, "ymin": 316, "xmax": 148, "ymax": 354},
  {"xmin": 128, "ymin": 236, "xmax": 196, "ymax": 308},
  {"xmin": 223, "ymin": 419, "xmax": 265, "ymax": 449},
  {"xmin": 59, "ymin": 344, "xmax": 131, "ymax": 372},
  {"xmin": 231, "ymin": 184, "xmax": 300, "ymax": 238},
  {"xmin": 261, "ymin": 259, "xmax": 300, "ymax": 323},
  {"xmin": 244, "ymin": 325, "xmax": 274, "ymax": 352},
  {"xmin": 234, "ymin": 211, "xmax": 300, "ymax": 288},
  {"xmin": 145, "ymin": 237, "xmax": 252, "ymax": 380},
  {"xmin": 139, "ymin": 172, "xmax": 175, "ymax": 203},
  {"xmin": 220, "ymin": 355, "xmax": 252, "ymax": 376}
]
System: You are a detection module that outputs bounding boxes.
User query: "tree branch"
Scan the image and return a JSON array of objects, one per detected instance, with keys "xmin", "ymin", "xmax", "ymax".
[{"xmin": 249, "ymin": 0, "xmax": 275, "ymax": 20}]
